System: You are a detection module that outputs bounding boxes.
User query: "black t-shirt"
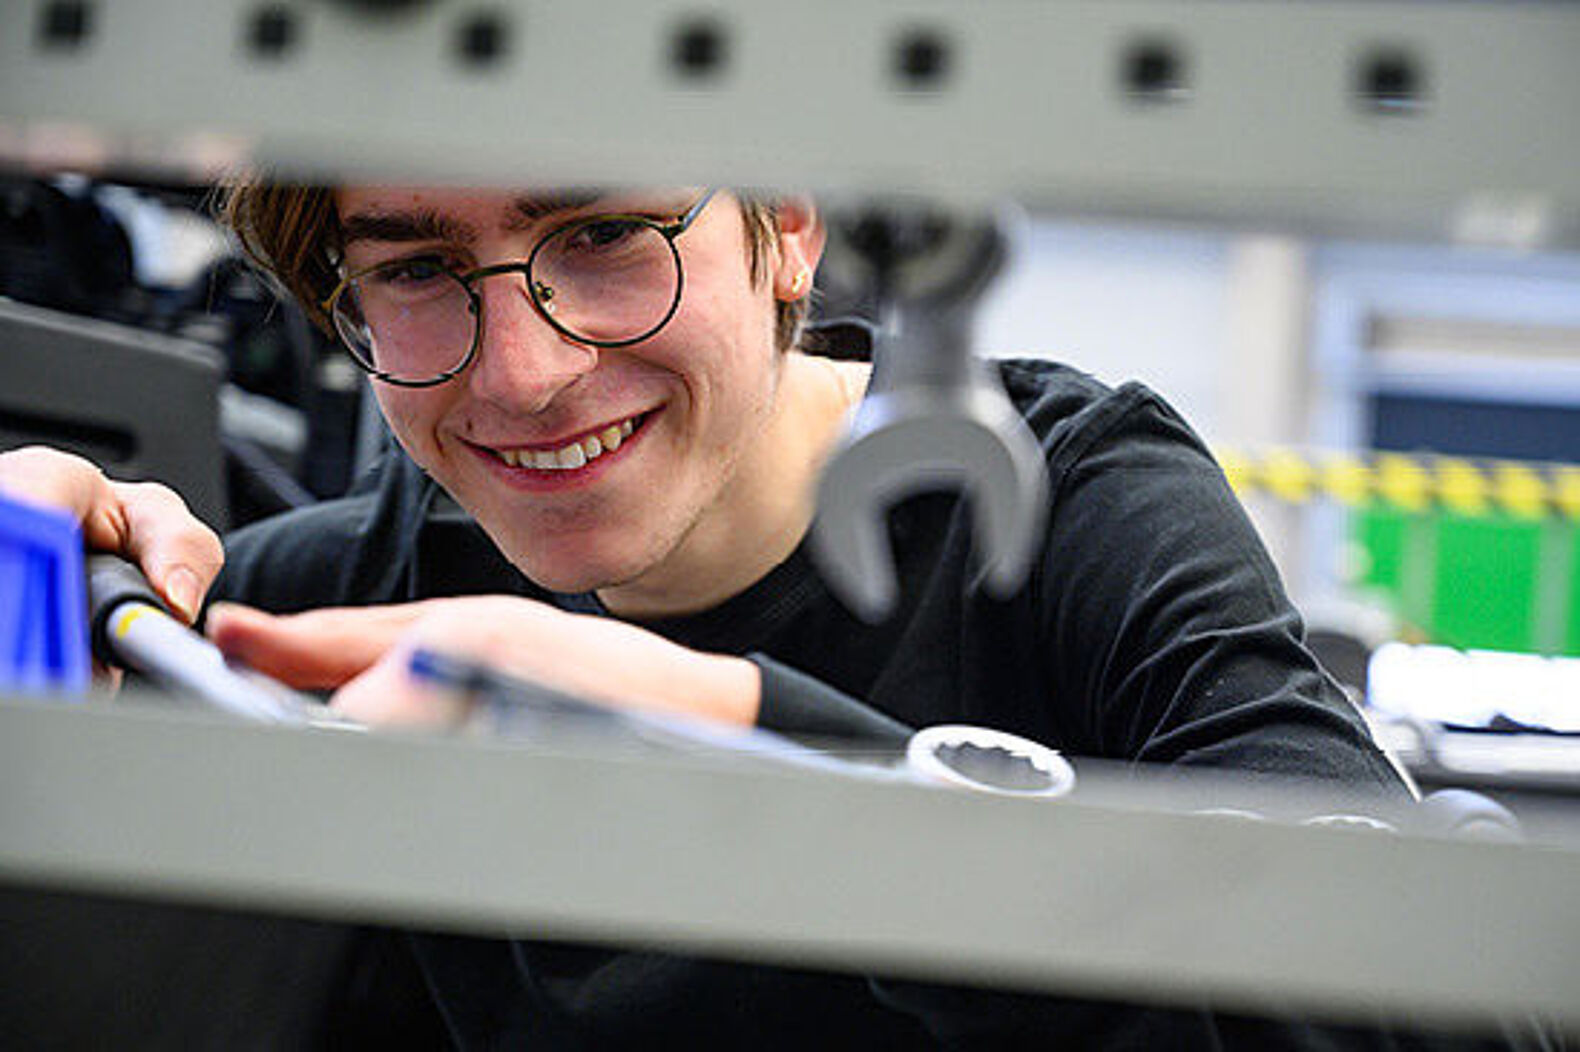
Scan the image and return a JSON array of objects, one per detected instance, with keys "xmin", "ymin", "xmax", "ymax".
[
  {"xmin": 219, "ymin": 360, "xmax": 1394, "ymax": 776},
  {"xmin": 213, "ymin": 360, "xmax": 1509, "ymax": 1049}
]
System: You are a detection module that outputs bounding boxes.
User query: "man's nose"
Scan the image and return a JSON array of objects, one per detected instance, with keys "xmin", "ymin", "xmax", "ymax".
[{"xmin": 465, "ymin": 272, "xmax": 597, "ymax": 412}]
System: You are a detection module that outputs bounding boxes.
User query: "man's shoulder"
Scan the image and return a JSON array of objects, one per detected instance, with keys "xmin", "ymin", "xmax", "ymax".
[
  {"xmin": 224, "ymin": 490, "xmax": 381, "ymax": 559},
  {"xmin": 993, "ymin": 357, "xmax": 1188, "ymax": 454},
  {"xmin": 215, "ymin": 495, "xmax": 384, "ymax": 611}
]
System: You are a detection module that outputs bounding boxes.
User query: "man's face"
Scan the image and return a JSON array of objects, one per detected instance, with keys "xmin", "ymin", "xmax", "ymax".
[{"xmin": 334, "ymin": 187, "xmax": 818, "ymax": 596}]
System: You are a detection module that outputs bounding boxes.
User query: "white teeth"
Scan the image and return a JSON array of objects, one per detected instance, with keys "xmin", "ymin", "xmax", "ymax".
[{"xmin": 500, "ymin": 415, "xmax": 640, "ymax": 471}]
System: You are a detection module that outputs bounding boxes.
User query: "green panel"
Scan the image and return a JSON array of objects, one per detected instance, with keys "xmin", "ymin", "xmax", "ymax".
[
  {"xmin": 1353, "ymin": 508, "xmax": 1435, "ymax": 638},
  {"xmin": 1355, "ymin": 509, "xmax": 1406, "ymax": 592},
  {"xmin": 1354, "ymin": 510, "xmax": 1559, "ymax": 654},
  {"xmin": 1429, "ymin": 516, "xmax": 1540, "ymax": 653},
  {"xmin": 1567, "ymin": 529, "xmax": 1580, "ymax": 657}
]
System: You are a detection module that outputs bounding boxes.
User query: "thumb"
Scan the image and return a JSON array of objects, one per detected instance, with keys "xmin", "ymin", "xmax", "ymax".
[{"xmin": 206, "ymin": 601, "xmax": 430, "ymax": 691}]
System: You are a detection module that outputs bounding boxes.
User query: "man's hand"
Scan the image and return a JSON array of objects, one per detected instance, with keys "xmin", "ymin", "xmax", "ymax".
[
  {"xmin": 206, "ymin": 596, "xmax": 762, "ymax": 731},
  {"xmin": 0, "ymin": 446, "xmax": 223, "ymax": 624}
]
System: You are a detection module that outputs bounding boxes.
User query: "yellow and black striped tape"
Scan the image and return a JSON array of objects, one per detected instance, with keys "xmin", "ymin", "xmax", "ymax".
[{"xmin": 1216, "ymin": 447, "xmax": 1580, "ymax": 522}]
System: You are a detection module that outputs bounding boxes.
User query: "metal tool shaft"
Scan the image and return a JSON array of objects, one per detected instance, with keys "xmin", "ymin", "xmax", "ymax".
[{"xmin": 86, "ymin": 554, "xmax": 331, "ymax": 726}]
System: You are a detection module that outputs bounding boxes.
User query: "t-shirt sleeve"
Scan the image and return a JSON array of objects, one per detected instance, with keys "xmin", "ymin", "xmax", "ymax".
[
  {"xmin": 1029, "ymin": 380, "xmax": 1404, "ymax": 791},
  {"xmin": 860, "ymin": 383, "xmax": 1532, "ymax": 1047},
  {"xmin": 746, "ymin": 653, "xmax": 913, "ymax": 748}
]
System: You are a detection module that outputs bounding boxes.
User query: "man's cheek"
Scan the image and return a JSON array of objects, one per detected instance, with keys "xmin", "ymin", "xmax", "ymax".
[{"xmin": 375, "ymin": 397, "xmax": 436, "ymax": 465}]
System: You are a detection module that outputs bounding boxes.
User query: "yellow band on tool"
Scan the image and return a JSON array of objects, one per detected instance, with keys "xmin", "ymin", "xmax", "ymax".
[{"xmin": 112, "ymin": 605, "xmax": 152, "ymax": 640}]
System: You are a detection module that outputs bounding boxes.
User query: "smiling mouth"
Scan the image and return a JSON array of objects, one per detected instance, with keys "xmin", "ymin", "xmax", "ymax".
[{"xmin": 490, "ymin": 413, "xmax": 645, "ymax": 471}]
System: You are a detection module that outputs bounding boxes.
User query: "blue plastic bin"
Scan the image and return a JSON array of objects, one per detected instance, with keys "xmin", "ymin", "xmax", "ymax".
[{"xmin": 0, "ymin": 492, "xmax": 89, "ymax": 696}]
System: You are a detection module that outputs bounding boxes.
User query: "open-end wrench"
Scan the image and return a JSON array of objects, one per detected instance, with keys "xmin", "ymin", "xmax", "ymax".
[{"xmin": 813, "ymin": 202, "xmax": 1049, "ymax": 622}]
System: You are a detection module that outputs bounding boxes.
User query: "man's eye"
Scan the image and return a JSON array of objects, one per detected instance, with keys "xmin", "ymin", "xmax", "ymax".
[
  {"xmin": 569, "ymin": 218, "xmax": 644, "ymax": 252},
  {"xmin": 372, "ymin": 257, "xmax": 452, "ymax": 287}
]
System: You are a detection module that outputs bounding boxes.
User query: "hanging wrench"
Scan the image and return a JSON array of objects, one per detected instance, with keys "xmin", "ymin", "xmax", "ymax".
[{"xmin": 812, "ymin": 202, "xmax": 1049, "ymax": 622}]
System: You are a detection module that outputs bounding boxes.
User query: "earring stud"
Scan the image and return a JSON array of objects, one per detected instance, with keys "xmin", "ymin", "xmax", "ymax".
[{"xmin": 790, "ymin": 270, "xmax": 809, "ymax": 296}]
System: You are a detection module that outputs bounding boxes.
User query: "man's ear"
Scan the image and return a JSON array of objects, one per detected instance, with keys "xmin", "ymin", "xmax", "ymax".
[{"xmin": 772, "ymin": 196, "xmax": 826, "ymax": 302}]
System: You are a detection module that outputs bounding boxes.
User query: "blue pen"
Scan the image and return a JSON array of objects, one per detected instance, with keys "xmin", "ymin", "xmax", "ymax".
[{"xmin": 407, "ymin": 646, "xmax": 1075, "ymax": 798}]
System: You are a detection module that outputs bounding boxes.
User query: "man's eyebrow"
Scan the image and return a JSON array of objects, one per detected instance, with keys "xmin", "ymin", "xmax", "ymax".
[
  {"xmin": 503, "ymin": 190, "xmax": 606, "ymax": 230},
  {"xmin": 340, "ymin": 210, "xmax": 477, "ymax": 247}
]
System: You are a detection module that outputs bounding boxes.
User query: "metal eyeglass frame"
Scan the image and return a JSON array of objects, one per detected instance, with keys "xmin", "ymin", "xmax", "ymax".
[{"xmin": 324, "ymin": 188, "xmax": 719, "ymax": 388}]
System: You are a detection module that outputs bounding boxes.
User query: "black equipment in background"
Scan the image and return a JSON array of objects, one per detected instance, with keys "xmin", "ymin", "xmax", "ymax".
[
  {"xmin": 0, "ymin": 297, "xmax": 228, "ymax": 530},
  {"xmin": 0, "ymin": 175, "xmax": 370, "ymax": 524},
  {"xmin": 0, "ymin": 175, "xmax": 138, "ymax": 323}
]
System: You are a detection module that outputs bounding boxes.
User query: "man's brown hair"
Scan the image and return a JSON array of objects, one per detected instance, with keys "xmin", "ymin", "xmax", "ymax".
[{"xmin": 215, "ymin": 181, "xmax": 808, "ymax": 352}]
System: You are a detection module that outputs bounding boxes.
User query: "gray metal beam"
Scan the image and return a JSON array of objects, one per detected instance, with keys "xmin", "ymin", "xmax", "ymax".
[
  {"xmin": 2, "ymin": 694, "xmax": 1577, "ymax": 1029},
  {"xmin": 1, "ymin": 1, "xmax": 1578, "ymax": 245}
]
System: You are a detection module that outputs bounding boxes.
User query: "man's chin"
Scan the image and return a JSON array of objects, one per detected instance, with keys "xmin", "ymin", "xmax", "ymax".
[{"xmin": 506, "ymin": 545, "xmax": 645, "ymax": 597}]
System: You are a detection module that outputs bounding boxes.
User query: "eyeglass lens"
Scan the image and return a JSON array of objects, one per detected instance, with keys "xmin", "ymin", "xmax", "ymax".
[
  {"xmin": 532, "ymin": 218, "xmax": 682, "ymax": 344},
  {"xmin": 334, "ymin": 262, "xmax": 476, "ymax": 381},
  {"xmin": 334, "ymin": 216, "xmax": 683, "ymax": 384}
]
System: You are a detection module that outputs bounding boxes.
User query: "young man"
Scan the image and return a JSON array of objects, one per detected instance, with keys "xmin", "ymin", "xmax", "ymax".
[{"xmin": 1, "ymin": 184, "xmax": 1463, "ymax": 1047}]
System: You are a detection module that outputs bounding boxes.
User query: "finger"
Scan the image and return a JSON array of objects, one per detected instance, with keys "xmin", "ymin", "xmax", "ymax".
[
  {"xmin": 0, "ymin": 446, "xmax": 98, "ymax": 502},
  {"xmin": 90, "ymin": 661, "xmax": 124, "ymax": 691},
  {"xmin": 329, "ymin": 642, "xmax": 472, "ymax": 728},
  {"xmin": 109, "ymin": 481, "xmax": 224, "ymax": 623},
  {"xmin": 0, "ymin": 447, "xmax": 151, "ymax": 556},
  {"xmin": 206, "ymin": 601, "xmax": 432, "ymax": 691}
]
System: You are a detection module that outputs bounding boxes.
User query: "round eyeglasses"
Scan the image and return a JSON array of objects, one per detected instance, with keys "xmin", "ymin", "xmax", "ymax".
[{"xmin": 324, "ymin": 190, "xmax": 717, "ymax": 387}]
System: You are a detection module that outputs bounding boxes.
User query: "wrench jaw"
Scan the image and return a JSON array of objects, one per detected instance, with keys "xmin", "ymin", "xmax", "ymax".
[
  {"xmin": 964, "ymin": 388, "xmax": 1050, "ymax": 602},
  {"xmin": 812, "ymin": 387, "xmax": 1050, "ymax": 623},
  {"xmin": 809, "ymin": 463, "xmax": 901, "ymax": 623},
  {"xmin": 812, "ymin": 199, "xmax": 1047, "ymax": 623}
]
